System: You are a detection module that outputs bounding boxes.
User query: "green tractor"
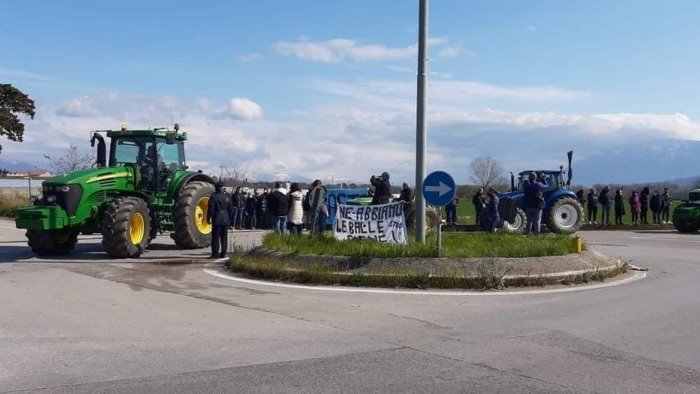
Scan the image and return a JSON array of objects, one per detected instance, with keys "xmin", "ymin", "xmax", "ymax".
[
  {"xmin": 15, "ymin": 126, "xmax": 215, "ymax": 258},
  {"xmin": 672, "ymin": 188, "xmax": 700, "ymax": 233}
]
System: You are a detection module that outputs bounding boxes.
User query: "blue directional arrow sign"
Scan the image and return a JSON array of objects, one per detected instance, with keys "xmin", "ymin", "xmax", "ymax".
[{"xmin": 422, "ymin": 171, "xmax": 456, "ymax": 207}]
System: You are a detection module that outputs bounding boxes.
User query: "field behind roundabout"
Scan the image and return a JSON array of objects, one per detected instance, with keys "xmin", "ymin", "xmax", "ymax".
[{"xmin": 225, "ymin": 233, "xmax": 628, "ymax": 290}]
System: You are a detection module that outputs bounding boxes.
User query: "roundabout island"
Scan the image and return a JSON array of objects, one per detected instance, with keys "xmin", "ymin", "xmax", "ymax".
[{"xmin": 214, "ymin": 232, "xmax": 631, "ymax": 291}]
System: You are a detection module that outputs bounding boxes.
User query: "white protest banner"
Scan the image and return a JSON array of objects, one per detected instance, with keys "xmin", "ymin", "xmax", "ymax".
[{"xmin": 333, "ymin": 202, "xmax": 408, "ymax": 245}]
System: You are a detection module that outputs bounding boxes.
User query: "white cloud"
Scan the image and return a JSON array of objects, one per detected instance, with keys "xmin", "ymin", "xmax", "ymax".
[
  {"xmin": 310, "ymin": 78, "xmax": 589, "ymax": 104},
  {"xmin": 226, "ymin": 98, "xmax": 263, "ymax": 121},
  {"xmin": 55, "ymin": 96, "xmax": 102, "ymax": 117},
  {"xmin": 237, "ymin": 53, "xmax": 263, "ymax": 63},
  {"xmin": 437, "ymin": 46, "xmax": 464, "ymax": 58},
  {"xmin": 272, "ymin": 37, "xmax": 462, "ymax": 63},
  {"xmin": 7, "ymin": 79, "xmax": 700, "ymax": 185},
  {"xmin": 273, "ymin": 38, "xmax": 415, "ymax": 63}
]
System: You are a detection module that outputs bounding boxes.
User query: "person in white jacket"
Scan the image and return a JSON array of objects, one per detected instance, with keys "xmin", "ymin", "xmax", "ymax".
[{"xmin": 287, "ymin": 183, "xmax": 304, "ymax": 235}]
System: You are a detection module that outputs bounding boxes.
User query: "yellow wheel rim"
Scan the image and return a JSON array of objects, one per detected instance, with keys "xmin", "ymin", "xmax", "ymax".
[
  {"xmin": 195, "ymin": 197, "xmax": 212, "ymax": 235},
  {"xmin": 129, "ymin": 212, "xmax": 145, "ymax": 245}
]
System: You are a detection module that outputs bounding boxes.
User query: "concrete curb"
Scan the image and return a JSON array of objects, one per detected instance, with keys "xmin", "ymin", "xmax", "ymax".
[
  {"xmin": 248, "ymin": 247, "xmax": 622, "ymax": 277},
  {"xmin": 231, "ymin": 247, "xmax": 629, "ymax": 289},
  {"xmin": 204, "ymin": 264, "xmax": 644, "ymax": 295}
]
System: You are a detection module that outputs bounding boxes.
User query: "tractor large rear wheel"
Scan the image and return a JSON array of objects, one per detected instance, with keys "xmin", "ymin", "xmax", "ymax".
[
  {"xmin": 101, "ymin": 196, "xmax": 151, "ymax": 258},
  {"xmin": 171, "ymin": 181, "xmax": 214, "ymax": 249},
  {"xmin": 26, "ymin": 228, "xmax": 80, "ymax": 255},
  {"xmin": 546, "ymin": 197, "xmax": 583, "ymax": 234}
]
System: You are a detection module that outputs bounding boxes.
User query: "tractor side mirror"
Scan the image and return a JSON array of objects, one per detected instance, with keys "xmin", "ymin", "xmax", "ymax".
[{"xmin": 166, "ymin": 131, "xmax": 177, "ymax": 145}]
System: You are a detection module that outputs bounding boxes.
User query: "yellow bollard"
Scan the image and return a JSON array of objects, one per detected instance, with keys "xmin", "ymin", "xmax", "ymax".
[{"xmin": 572, "ymin": 236, "xmax": 583, "ymax": 253}]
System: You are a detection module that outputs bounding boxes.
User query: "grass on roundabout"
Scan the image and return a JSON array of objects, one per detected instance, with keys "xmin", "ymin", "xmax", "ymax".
[
  {"xmin": 261, "ymin": 231, "xmax": 577, "ymax": 258},
  {"xmin": 225, "ymin": 232, "xmax": 615, "ymax": 290}
]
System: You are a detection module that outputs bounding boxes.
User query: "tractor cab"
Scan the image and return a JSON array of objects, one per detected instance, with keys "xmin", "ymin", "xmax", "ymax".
[
  {"xmin": 97, "ymin": 126, "xmax": 188, "ymax": 193},
  {"xmin": 511, "ymin": 167, "xmax": 569, "ymax": 193}
]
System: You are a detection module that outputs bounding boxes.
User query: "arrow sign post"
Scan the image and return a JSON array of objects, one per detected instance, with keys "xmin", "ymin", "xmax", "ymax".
[{"xmin": 422, "ymin": 171, "xmax": 456, "ymax": 256}]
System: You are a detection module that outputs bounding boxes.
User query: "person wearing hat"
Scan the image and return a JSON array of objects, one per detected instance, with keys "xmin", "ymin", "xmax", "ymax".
[
  {"xmin": 370, "ymin": 172, "xmax": 392, "ymax": 205},
  {"xmin": 207, "ymin": 182, "xmax": 233, "ymax": 258}
]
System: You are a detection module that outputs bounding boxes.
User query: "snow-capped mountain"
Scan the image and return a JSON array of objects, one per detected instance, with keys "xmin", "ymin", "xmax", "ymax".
[{"xmin": 575, "ymin": 139, "xmax": 700, "ymax": 185}]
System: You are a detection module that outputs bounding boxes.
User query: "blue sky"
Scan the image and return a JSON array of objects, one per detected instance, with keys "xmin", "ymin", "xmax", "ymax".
[{"xmin": 2, "ymin": 0, "xmax": 700, "ymax": 183}]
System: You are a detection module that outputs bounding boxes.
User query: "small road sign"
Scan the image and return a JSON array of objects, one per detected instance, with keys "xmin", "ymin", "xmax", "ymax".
[{"xmin": 422, "ymin": 171, "xmax": 456, "ymax": 207}]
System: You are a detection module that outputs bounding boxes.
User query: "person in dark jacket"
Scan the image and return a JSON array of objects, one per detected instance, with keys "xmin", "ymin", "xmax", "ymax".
[
  {"xmin": 614, "ymin": 189, "xmax": 625, "ymax": 225},
  {"xmin": 661, "ymin": 188, "xmax": 672, "ymax": 223},
  {"xmin": 399, "ymin": 183, "xmax": 412, "ymax": 203},
  {"xmin": 230, "ymin": 187, "xmax": 243, "ymax": 229},
  {"xmin": 472, "ymin": 188, "xmax": 485, "ymax": 226},
  {"xmin": 485, "ymin": 188, "xmax": 500, "ymax": 232},
  {"xmin": 370, "ymin": 172, "xmax": 392, "ymax": 205},
  {"xmin": 398, "ymin": 182, "xmax": 412, "ymax": 215},
  {"xmin": 599, "ymin": 186, "xmax": 612, "ymax": 225},
  {"xmin": 586, "ymin": 188, "xmax": 599, "ymax": 225},
  {"xmin": 650, "ymin": 190, "xmax": 663, "ymax": 224},
  {"xmin": 523, "ymin": 172, "xmax": 548, "ymax": 234},
  {"xmin": 245, "ymin": 193, "xmax": 257, "ymax": 229},
  {"xmin": 256, "ymin": 189, "xmax": 269, "ymax": 229},
  {"xmin": 267, "ymin": 182, "xmax": 289, "ymax": 234},
  {"xmin": 445, "ymin": 197, "xmax": 459, "ymax": 225},
  {"xmin": 207, "ymin": 182, "xmax": 233, "ymax": 258},
  {"xmin": 640, "ymin": 187, "xmax": 650, "ymax": 225},
  {"xmin": 307, "ymin": 180, "xmax": 328, "ymax": 235},
  {"xmin": 576, "ymin": 189, "xmax": 586, "ymax": 206}
]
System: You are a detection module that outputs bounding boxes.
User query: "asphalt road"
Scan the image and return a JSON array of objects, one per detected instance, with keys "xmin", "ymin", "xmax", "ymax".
[{"xmin": 1, "ymin": 219, "xmax": 699, "ymax": 393}]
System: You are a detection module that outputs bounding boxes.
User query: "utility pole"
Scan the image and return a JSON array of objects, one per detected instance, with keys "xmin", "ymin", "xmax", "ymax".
[{"xmin": 415, "ymin": 0, "xmax": 429, "ymax": 243}]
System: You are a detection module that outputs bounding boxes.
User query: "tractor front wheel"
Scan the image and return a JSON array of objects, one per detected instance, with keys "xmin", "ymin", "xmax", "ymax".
[
  {"xmin": 673, "ymin": 220, "xmax": 699, "ymax": 233},
  {"xmin": 26, "ymin": 228, "xmax": 80, "ymax": 255},
  {"xmin": 546, "ymin": 197, "xmax": 583, "ymax": 234},
  {"xmin": 101, "ymin": 196, "xmax": 151, "ymax": 258},
  {"xmin": 171, "ymin": 181, "xmax": 214, "ymax": 249},
  {"xmin": 405, "ymin": 204, "xmax": 439, "ymax": 231},
  {"xmin": 502, "ymin": 208, "xmax": 526, "ymax": 233}
]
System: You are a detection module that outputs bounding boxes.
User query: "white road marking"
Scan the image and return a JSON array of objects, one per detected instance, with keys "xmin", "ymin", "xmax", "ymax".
[
  {"xmin": 628, "ymin": 236, "xmax": 700, "ymax": 243},
  {"xmin": 203, "ymin": 267, "xmax": 646, "ymax": 296}
]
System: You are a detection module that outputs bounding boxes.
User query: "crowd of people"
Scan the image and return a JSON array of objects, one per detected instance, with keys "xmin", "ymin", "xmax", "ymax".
[
  {"xmin": 205, "ymin": 172, "xmax": 399, "ymax": 257},
  {"xmin": 577, "ymin": 186, "xmax": 672, "ymax": 225},
  {"xmin": 206, "ymin": 180, "xmax": 332, "ymax": 258},
  {"xmin": 462, "ymin": 174, "xmax": 677, "ymax": 233},
  {"xmin": 206, "ymin": 169, "xmax": 678, "ymax": 257}
]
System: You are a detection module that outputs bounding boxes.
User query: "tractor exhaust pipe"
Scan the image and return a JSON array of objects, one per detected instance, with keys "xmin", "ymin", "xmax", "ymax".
[
  {"xmin": 566, "ymin": 150, "xmax": 573, "ymax": 187},
  {"xmin": 91, "ymin": 132, "xmax": 107, "ymax": 167},
  {"xmin": 510, "ymin": 172, "xmax": 515, "ymax": 192}
]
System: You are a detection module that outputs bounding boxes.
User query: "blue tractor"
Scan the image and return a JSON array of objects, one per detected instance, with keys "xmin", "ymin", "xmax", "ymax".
[{"xmin": 499, "ymin": 151, "xmax": 583, "ymax": 234}]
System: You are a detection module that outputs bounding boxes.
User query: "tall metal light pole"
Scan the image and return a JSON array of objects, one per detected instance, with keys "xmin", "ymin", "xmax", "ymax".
[{"xmin": 415, "ymin": 0, "xmax": 429, "ymax": 243}]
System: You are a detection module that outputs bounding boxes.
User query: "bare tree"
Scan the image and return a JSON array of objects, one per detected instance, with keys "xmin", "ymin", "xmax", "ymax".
[
  {"xmin": 218, "ymin": 165, "xmax": 248, "ymax": 189},
  {"xmin": 44, "ymin": 144, "xmax": 94, "ymax": 174},
  {"xmin": 469, "ymin": 157, "xmax": 504, "ymax": 189}
]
